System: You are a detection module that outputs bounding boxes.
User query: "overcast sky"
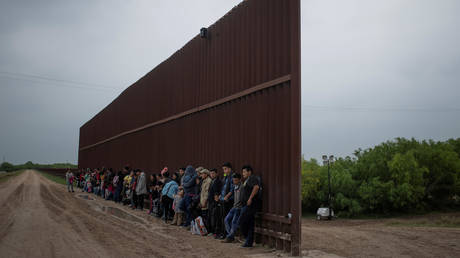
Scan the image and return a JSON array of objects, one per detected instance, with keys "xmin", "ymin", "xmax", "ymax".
[{"xmin": 1, "ymin": 0, "xmax": 459, "ymax": 165}]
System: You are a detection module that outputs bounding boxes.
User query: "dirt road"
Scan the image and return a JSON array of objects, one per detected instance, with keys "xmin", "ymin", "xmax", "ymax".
[
  {"xmin": 1, "ymin": 170, "xmax": 458, "ymax": 258},
  {"xmin": 0, "ymin": 170, "xmax": 287, "ymax": 258}
]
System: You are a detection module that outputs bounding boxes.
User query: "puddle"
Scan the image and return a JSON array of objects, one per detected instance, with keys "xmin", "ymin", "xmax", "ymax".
[
  {"xmin": 78, "ymin": 194, "xmax": 95, "ymax": 200},
  {"xmin": 101, "ymin": 206, "xmax": 144, "ymax": 224}
]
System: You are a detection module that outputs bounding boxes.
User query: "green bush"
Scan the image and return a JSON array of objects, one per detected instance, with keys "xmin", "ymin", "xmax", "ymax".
[{"xmin": 301, "ymin": 137, "xmax": 460, "ymax": 217}]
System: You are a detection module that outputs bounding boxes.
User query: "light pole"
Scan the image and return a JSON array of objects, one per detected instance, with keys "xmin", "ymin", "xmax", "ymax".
[{"xmin": 322, "ymin": 154, "xmax": 334, "ymax": 220}]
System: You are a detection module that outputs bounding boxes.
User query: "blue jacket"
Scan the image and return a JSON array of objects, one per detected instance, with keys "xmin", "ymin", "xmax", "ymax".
[
  {"xmin": 182, "ymin": 165, "xmax": 197, "ymax": 195},
  {"xmin": 220, "ymin": 172, "xmax": 234, "ymax": 201},
  {"xmin": 162, "ymin": 179, "xmax": 178, "ymax": 199}
]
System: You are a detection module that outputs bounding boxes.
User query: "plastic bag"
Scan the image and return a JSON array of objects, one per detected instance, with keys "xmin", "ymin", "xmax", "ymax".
[
  {"xmin": 195, "ymin": 216, "xmax": 208, "ymax": 236},
  {"xmin": 190, "ymin": 220, "xmax": 201, "ymax": 235}
]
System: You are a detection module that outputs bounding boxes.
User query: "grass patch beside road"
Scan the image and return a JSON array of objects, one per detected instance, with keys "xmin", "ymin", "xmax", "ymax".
[
  {"xmin": 385, "ymin": 214, "xmax": 460, "ymax": 228},
  {"xmin": 0, "ymin": 170, "xmax": 24, "ymax": 183},
  {"xmin": 38, "ymin": 171, "xmax": 66, "ymax": 185}
]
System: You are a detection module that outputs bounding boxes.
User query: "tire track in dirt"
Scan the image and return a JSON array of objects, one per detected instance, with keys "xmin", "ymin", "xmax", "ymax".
[{"xmin": 2, "ymin": 170, "xmax": 327, "ymax": 258}]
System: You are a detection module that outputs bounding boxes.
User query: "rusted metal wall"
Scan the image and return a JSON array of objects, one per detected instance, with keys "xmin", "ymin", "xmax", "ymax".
[{"xmin": 78, "ymin": 0, "xmax": 300, "ymax": 254}]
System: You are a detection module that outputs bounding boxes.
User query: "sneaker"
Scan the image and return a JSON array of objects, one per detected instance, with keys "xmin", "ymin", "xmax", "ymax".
[{"xmin": 241, "ymin": 243, "xmax": 252, "ymax": 248}]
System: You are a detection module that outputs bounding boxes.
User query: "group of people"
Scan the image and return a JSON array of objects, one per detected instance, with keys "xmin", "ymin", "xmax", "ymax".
[{"xmin": 66, "ymin": 162, "xmax": 262, "ymax": 248}]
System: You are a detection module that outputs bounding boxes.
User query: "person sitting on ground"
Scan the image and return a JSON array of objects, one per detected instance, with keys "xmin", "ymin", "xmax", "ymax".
[{"xmin": 223, "ymin": 173, "xmax": 243, "ymax": 243}]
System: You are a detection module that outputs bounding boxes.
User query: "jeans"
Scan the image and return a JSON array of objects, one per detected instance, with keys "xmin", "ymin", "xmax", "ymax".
[
  {"xmin": 137, "ymin": 194, "xmax": 145, "ymax": 210},
  {"xmin": 67, "ymin": 183, "xmax": 74, "ymax": 192},
  {"xmin": 184, "ymin": 194, "xmax": 194, "ymax": 226},
  {"xmin": 225, "ymin": 207, "xmax": 241, "ymax": 239},
  {"xmin": 239, "ymin": 205, "xmax": 256, "ymax": 246},
  {"xmin": 114, "ymin": 188, "xmax": 121, "ymax": 203},
  {"xmin": 162, "ymin": 196, "xmax": 173, "ymax": 222}
]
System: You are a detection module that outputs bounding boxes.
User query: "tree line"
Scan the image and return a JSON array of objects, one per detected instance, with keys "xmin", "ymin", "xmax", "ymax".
[
  {"xmin": 0, "ymin": 161, "xmax": 77, "ymax": 172},
  {"xmin": 302, "ymin": 138, "xmax": 460, "ymax": 216}
]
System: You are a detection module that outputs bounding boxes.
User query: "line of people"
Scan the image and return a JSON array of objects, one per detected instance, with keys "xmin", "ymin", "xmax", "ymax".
[{"xmin": 71, "ymin": 162, "xmax": 262, "ymax": 247}]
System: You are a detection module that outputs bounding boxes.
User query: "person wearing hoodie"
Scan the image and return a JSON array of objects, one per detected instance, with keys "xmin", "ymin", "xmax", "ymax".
[
  {"xmin": 161, "ymin": 171, "xmax": 178, "ymax": 223},
  {"xmin": 136, "ymin": 169, "xmax": 147, "ymax": 210},
  {"xmin": 181, "ymin": 165, "xmax": 197, "ymax": 226}
]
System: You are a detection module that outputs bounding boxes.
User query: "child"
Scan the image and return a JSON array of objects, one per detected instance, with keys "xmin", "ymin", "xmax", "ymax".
[
  {"xmin": 106, "ymin": 183, "xmax": 113, "ymax": 200},
  {"xmin": 87, "ymin": 180, "xmax": 92, "ymax": 193},
  {"xmin": 171, "ymin": 188, "xmax": 185, "ymax": 225}
]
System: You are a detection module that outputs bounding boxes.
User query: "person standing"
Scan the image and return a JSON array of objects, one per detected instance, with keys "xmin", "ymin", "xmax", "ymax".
[
  {"xmin": 239, "ymin": 165, "xmax": 261, "ymax": 248},
  {"xmin": 217, "ymin": 162, "xmax": 234, "ymax": 239},
  {"xmin": 65, "ymin": 170, "xmax": 74, "ymax": 192},
  {"xmin": 223, "ymin": 173, "xmax": 243, "ymax": 243},
  {"xmin": 199, "ymin": 169, "xmax": 212, "ymax": 229},
  {"xmin": 136, "ymin": 169, "xmax": 147, "ymax": 210},
  {"xmin": 207, "ymin": 168, "xmax": 223, "ymax": 237},
  {"xmin": 161, "ymin": 171, "xmax": 178, "ymax": 223},
  {"xmin": 182, "ymin": 165, "xmax": 197, "ymax": 226}
]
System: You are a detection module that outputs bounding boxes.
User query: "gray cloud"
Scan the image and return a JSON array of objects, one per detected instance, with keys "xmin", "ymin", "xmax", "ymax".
[{"xmin": 1, "ymin": 0, "xmax": 459, "ymax": 164}]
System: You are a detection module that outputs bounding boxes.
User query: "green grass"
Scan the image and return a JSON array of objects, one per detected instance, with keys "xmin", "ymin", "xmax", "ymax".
[
  {"xmin": 385, "ymin": 214, "xmax": 460, "ymax": 228},
  {"xmin": 386, "ymin": 219, "xmax": 460, "ymax": 228},
  {"xmin": 0, "ymin": 170, "xmax": 24, "ymax": 183},
  {"xmin": 38, "ymin": 171, "xmax": 67, "ymax": 185}
]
